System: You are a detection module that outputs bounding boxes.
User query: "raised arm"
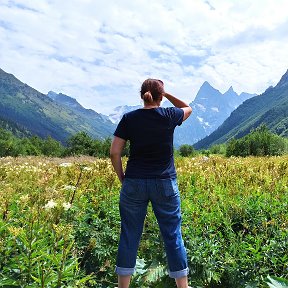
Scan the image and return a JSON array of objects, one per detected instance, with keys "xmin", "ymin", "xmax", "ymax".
[
  {"xmin": 110, "ymin": 136, "xmax": 126, "ymax": 183},
  {"xmin": 163, "ymin": 92, "xmax": 192, "ymax": 121}
]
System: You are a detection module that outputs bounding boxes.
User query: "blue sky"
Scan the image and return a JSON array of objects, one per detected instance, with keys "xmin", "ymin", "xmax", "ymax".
[{"xmin": 1, "ymin": 0, "xmax": 288, "ymax": 114}]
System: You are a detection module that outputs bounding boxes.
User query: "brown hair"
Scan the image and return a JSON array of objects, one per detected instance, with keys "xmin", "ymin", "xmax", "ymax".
[{"xmin": 140, "ymin": 79, "xmax": 164, "ymax": 103}]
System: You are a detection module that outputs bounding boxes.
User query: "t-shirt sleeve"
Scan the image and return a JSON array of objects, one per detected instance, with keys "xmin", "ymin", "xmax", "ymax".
[
  {"xmin": 113, "ymin": 114, "xmax": 129, "ymax": 140},
  {"xmin": 173, "ymin": 107, "xmax": 184, "ymax": 126},
  {"xmin": 165, "ymin": 107, "xmax": 184, "ymax": 127}
]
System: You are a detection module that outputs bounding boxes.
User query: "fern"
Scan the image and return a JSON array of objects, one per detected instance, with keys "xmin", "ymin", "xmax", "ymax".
[
  {"xmin": 130, "ymin": 259, "xmax": 168, "ymax": 288},
  {"xmin": 266, "ymin": 275, "xmax": 288, "ymax": 288},
  {"xmin": 143, "ymin": 262, "xmax": 167, "ymax": 283}
]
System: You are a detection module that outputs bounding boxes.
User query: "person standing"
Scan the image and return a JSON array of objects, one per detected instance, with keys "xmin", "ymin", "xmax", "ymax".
[{"xmin": 110, "ymin": 78, "xmax": 192, "ymax": 288}]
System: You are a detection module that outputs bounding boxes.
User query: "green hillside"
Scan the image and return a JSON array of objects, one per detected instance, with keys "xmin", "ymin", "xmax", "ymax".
[
  {"xmin": 194, "ymin": 69, "xmax": 288, "ymax": 149},
  {"xmin": 0, "ymin": 68, "xmax": 115, "ymax": 143},
  {"xmin": 0, "ymin": 116, "xmax": 31, "ymax": 138}
]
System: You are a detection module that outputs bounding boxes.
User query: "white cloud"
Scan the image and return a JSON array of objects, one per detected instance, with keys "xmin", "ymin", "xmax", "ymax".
[{"xmin": 0, "ymin": 0, "xmax": 288, "ymax": 114}]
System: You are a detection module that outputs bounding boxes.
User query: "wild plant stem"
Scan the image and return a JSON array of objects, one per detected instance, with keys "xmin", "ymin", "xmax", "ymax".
[
  {"xmin": 27, "ymin": 218, "xmax": 34, "ymax": 283},
  {"xmin": 56, "ymin": 239, "xmax": 68, "ymax": 287},
  {"xmin": 70, "ymin": 165, "xmax": 83, "ymax": 205}
]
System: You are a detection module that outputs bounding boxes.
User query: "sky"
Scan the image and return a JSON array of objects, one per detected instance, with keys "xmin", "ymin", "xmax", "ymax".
[{"xmin": 1, "ymin": 0, "xmax": 288, "ymax": 115}]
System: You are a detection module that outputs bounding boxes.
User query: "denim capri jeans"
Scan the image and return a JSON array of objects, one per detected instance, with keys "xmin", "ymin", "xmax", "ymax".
[{"xmin": 115, "ymin": 177, "xmax": 189, "ymax": 279}]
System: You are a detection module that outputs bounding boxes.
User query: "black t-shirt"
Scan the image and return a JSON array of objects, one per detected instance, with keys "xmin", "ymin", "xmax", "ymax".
[{"xmin": 113, "ymin": 107, "xmax": 184, "ymax": 179}]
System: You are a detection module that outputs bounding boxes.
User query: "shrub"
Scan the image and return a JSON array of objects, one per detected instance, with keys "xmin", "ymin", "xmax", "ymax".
[
  {"xmin": 226, "ymin": 124, "xmax": 286, "ymax": 157},
  {"xmin": 179, "ymin": 144, "xmax": 196, "ymax": 157}
]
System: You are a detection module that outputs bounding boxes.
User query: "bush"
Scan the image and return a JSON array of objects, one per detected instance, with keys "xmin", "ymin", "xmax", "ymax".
[
  {"xmin": 209, "ymin": 144, "xmax": 226, "ymax": 155},
  {"xmin": 179, "ymin": 144, "xmax": 196, "ymax": 157},
  {"xmin": 65, "ymin": 131, "xmax": 95, "ymax": 156},
  {"xmin": 226, "ymin": 124, "xmax": 286, "ymax": 157}
]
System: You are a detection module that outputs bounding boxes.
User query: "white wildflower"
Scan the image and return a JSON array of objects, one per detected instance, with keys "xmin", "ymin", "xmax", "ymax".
[
  {"xmin": 44, "ymin": 199, "xmax": 57, "ymax": 209},
  {"xmin": 83, "ymin": 166, "xmax": 92, "ymax": 171},
  {"xmin": 59, "ymin": 162, "xmax": 72, "ymax": 167},
  {"xmin": 64, "ymin": 185, "xmax": 76, "ymax": 191},
  {"xmin": 62, "ymin": 202, "xmax": 72, "ymax": 210}
]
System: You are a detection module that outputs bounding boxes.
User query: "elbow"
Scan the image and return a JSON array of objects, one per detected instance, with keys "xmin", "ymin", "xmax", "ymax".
[
  {"xmin": 182, "ymin": 106, "xmax": 192, "ymax": 121},
  {"xmin": 110, "ymin": 137, "xmax": 126, "ymax": 159}
]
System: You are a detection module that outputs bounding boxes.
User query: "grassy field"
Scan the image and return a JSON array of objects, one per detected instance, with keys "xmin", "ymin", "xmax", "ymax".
[{"xmin": 0, "ymin": 155, "xmax": 287, "ymax": 287}]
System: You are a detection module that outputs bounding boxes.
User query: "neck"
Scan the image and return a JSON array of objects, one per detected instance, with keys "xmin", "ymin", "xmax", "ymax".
[{"xmin": 143, "ymin": 101, "xmax": 160, "ymax": 109}]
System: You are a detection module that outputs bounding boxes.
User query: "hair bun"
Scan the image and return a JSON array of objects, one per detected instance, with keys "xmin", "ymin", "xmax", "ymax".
[{"xmin": 143, "ymin": 91, "xmax": 153, "ymax": 103}]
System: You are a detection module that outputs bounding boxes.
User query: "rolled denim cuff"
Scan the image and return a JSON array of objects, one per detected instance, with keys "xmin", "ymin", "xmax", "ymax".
[
  {"xmin": 115, "ymin": 266, "xmax": 135, "ymax": 276},
  {"xmin": 169, "ymin": 267, "xmax": 189, "ymax": 278}
]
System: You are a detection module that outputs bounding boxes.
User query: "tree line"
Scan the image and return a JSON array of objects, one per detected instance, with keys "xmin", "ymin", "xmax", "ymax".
[
  {"xmin": 178, "ymin": 125, "xmax": 287, "ymax": 157},
  {"xmin": 0, "ymin": 125, "xmax": 287, "ymax": 158},
  {"xmin": 0, "ymin": 130, "xmax": 125, "ymax": 158},
  {"xmin": 225, "ymin": 124, "xmax": 287, "ymax": 157}
]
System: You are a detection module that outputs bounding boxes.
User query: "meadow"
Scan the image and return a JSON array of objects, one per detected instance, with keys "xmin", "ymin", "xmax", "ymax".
[{"xmin": 0, "ymin": 155, "xmax": 287, "ymax": 287}]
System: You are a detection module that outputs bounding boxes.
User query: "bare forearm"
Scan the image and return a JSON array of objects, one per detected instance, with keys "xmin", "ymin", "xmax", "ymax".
[
  {"xmin": 163, "ymin": 92, "xmax": 190, "ymax": 108},
  {"xmin": 110, "ymin": 136, "xmax": 126, "ymax": 183},
  {"xmin": 110, "ymin": 154, "xmax": 125, "ymax": 183}
]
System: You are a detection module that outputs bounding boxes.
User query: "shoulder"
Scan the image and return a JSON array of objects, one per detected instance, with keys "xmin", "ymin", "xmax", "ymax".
[
  {"xmin": 157, "ymin": 107, "xmax": 183, "ymax": 118},
  {"xmin": 118, "ymin": 109, "xmax": 145, "ymax": 125},
  {"xmin": 122, "ymin": 109, "xmax": 143, "ymax": 120},
  {"xmin": 155, "ymin": 107, "xmax": 184, "ymax": 126}
]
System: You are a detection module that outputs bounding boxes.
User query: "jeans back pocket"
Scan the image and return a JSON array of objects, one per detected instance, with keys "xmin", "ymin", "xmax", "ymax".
[{"xmin": 157, "ymin": 178, "xmax": 179, "ymax": 197}]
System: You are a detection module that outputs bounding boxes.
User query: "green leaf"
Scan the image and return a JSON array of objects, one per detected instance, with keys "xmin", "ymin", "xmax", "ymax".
[
  {"xmin": 143, "ymin": 262, "xmax": 167, "ymax": 283},
  {"xmin": 266, "ymin": 275, "xmax": 288, "ymax": 288},
  {"xmin": 135, "ymin": 258, "xmax": 147, "ymax": 275},
  {"xmin": 0, "ymin": 277, "xmax": 19, "ymax": 286}
]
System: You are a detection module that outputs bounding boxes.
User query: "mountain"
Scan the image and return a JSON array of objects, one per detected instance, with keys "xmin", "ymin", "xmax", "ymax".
[
  {"xmin": 0, "ymin": 68, "xmax": 115, "ymax": 143},
  {"xmin": 194, "ymin": 70, "xmax": 288, "ymax": 149},
  {"xmin": 108, "ymin": 100, "xmax": 171, "ymax": 123},
  {"xmin": 108, "ymin": 100, "xmax": 172, "ymax": 123},
  {"xmin": 0, "ymin": 116, "xmax": 31, "ymax": 138},
  {"xmin": 173, "ymin": 82, "xmax": 256, "ymax": 146},
  {"xmin": 109, "ymin": 104, "xmax": 142, "ymax": 123},
  {"xmin": 47, "ymin": 91, "xmax": 113, "ymax": 125}
]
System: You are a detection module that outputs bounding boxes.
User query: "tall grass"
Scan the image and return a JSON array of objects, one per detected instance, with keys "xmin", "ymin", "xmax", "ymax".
[{"xmin": 0, "ymin": 155, "xmax": 287, "ymax": 287}]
